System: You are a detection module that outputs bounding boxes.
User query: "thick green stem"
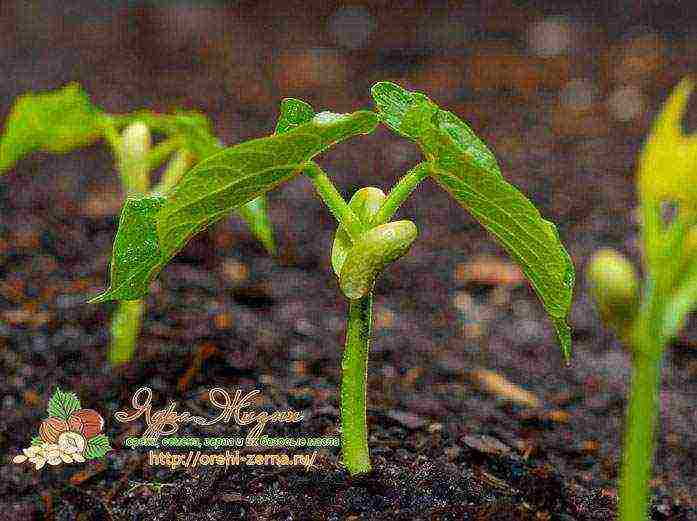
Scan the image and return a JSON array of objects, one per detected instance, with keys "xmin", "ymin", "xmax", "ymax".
[
  {"xmin": 303, "ymin": 162, "xmax": 365, "ymax": 242},
  {"xmin": 619, "ymin": 348, "xmax": 663, "ymax": 521},
  {"xmin": 341, "ymin": 294, "xmax": 373, "ymax": 475},
  {"xmin": 108, "ymin": 299, "xmax": 145, "ymax": 365},
  {"xmin": 371, "ymin": 162, "xmax": 430, "ymax": 226},
  {"xmin": 105, "ymin": 119, "xmax": 153, "ymax": 365},
  {"xmin": 619, "ymin": 216, "xmax": 668, "ymax": 521}
]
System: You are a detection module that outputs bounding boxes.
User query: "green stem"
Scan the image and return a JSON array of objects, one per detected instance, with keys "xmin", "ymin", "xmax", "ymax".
[
  {"xmin": 619, "ymin": 348, "xmax": 663, "ymax": 521},
  {"xmin": 105, "ymin": 116, "xmax": 151, "ymax": 366},
  {"xmin": 620, "ymin": 247, "xmax": 668, "ymax": 520},
  {"xmin": 371, "ymin": 162, "xmax": 430, "ymax": 226},
  {"xmin": 303, "ymin": 162, "xmax": 364, "ymax": 242},
  {"xmin": 151, "ymin": 149, "xmax": 193, "ymax": 195},
  {"xmin": 341, "ymin": 294, "xmax": 373, "ymax": 475},
  {"xmin": 108, "ymin": 299, "xmax": 145, "ymax": 365}
]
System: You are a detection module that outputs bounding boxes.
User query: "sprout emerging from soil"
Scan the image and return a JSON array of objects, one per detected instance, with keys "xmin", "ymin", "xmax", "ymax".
[
  {"xmin": 90, "ymin": 82, "xmax": 574, "ymax": 475},
  {"xmin": 588, "ymin": 77, "xmax": 697, "ymax": 521},
  {"xmin": 0, "ymin": 84, "xmax": 276, "ymax": 366}
]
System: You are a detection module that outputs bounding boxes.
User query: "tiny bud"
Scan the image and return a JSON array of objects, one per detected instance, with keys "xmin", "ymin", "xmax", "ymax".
[
  {"xmin": 586, "ymin": 248, "xmax": 640, "ymax": 333},
  {"xmin": 120, "ymin": 122, "xmax": 151, "ymax": 159}
]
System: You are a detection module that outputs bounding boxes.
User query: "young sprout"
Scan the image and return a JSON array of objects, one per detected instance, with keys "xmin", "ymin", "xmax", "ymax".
[
  {"xmin": 588, "ymin": 78, "xmax": 697, "ymax": 521},
  {"xmin": 0, "ymin": 84, "xmax": 277, "ymax": 365},
  {"xmin": 93, "ymin": 84, "xmax": 574, "ymax": 475}
]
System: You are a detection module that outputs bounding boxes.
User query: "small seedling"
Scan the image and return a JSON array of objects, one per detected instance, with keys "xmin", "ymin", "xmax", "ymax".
[
  {"xmin": 587, "ymin": 78, "xmax": 697, "ymax": 521},
  {"xmin": 0, "ymin": 84, "xmax": 275, "ymax": 364},
  {"xmin": 92, "ymin": 82, "xmax": 575, "ymax": 475}
]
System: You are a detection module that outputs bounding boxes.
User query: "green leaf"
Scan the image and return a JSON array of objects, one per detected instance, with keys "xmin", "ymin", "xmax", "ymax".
[
  {"xmin": 168, "ymin": 111, "xmax": 222, "ymax": 159},
  {"xmin": 84, "ymin": 434, "xmax": 112, "ymax": 460},
  {"xmin": 47, "ymin": 387, "xmax": 82, "ymax": 421},
  {"xmin": 371, "ymin": 82, "xmax": 575, "ymax": 359},
  {"xmin": 173, "ymin": 111, "xmax": 279, "ymax": 254},
  {"xmin": 331, "ymin": 187, "xmax": 386, "ymax": 276},
  {"xmin": 92, "ymin": 110, "xmax": 378, "ymax": 302},
  {"xmin": 125, "ymin": 110, "xmax": 277, "ymax": 253},
  {"xmin": 275, "ymin": 98, "xmax": 315, "ymax": 134},
  {"xmin": 31, "ymin": 436, "xmax": 43, "ymax": 446},
  {"xmin": 0, "ymin": 83, "xmax": 105, "ymax": 173},
  {"xmin": 637, "ymin": 78, "xmax": 697, "ymax": 210},
  {"xmin": 91, "ymin": 195, "xmax": 166, "ymax": 302},
  {"xmin": 230, "ymin": 97, "xmax": 316, "ymax": 255}
]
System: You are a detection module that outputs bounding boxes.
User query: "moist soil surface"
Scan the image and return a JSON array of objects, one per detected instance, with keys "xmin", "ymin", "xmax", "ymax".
[{"xmin": 1, "ymin": 3, "xmax": 697, "ymax": 520}]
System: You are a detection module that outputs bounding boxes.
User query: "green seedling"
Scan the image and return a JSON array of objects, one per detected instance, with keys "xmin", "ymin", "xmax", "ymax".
[
  {"xmin": 0, "ymin": 83, "xmax": 276, "ymax": 365},
  {"xmin": 94, "ymin": 82, "xmax": 575, "ymax": 475},
  {"xmin": 587, "ymin": 78, "xmax": 697, "ymax": 521}
]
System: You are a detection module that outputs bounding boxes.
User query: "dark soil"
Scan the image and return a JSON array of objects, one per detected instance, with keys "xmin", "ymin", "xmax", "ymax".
[{"xmin": 1, "ymin": 3, "xmax": 697, "ymax": 520}]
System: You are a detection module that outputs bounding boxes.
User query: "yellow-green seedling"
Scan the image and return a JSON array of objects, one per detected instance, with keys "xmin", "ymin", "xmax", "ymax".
[
  {"xmin": 587, "ymin": 78, "xmax": 697, "ymax": 521},
  {"xmin": 0, "ymin": 84, "xmax": 276, "ymax": 365},
  {"xmin": 93, "ymin": 84, "xmax": 575, "ymax": 475}
]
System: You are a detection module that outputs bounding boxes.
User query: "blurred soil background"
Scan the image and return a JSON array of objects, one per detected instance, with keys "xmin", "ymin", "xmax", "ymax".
[{"xmin": 1, "ymin": 1, "xmax": 697, "ymax": 519}]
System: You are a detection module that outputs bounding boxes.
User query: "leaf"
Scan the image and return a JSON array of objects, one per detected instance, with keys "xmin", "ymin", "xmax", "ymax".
[
  {"xmin": 47, "ymin": 387, "xmax": 82, "ymax": 421},
  {"xmin": 91, "ymin": 195, "xmax": 166, "ymax": 302},
  {"xmin": 231, "ymin": 97, "xmax": 316, "ymax": 255},
  {"xmin": 127, "ymin": 110, "xmax": 277, "ymax": 253},
  {"xmin": 0, "ymin": 83, "xmax": 105, "ymax": 173},
  {"xmin": 31, "ymin": 436, "xmax": 43, "ymax": 446},
  {"xmin": 92, "ymin": 110, "xmax": 378, "ymax": 302},
  {"xmin": 173, "ymin": 111, "xmax": 280, "ymax": 254},
  {"xmin": 638, "ymin": 78, "xmax": 697, "ymax": 209},
  {"xmin": 275, "ymin": 98, "xmax": 315, "ymax": 134},
  {"xmin": 371, "ymin": 82, "xmax": 575, "ymax": 359},
  {"xmin": 84, "ymin": 434, "xmax": 112, "ymax": 460},
  {"xmin": 331, "ymin": 187, "xmax": 386, "ymax": 276}
]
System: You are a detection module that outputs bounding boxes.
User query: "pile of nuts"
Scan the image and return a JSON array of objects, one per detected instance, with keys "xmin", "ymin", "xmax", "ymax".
[{"xmin": 12, "ymin": 408, "xmax": 103, "ymax": 470}]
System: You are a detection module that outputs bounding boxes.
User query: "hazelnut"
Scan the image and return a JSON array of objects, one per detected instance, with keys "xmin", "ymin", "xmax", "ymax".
[
  {"xmin": 68, "ymin": 409, "xmax": 104, "ymax": 439},
  {"xmin": 39, "ymin": 417, "xmax": 69, "ymax": 443}
]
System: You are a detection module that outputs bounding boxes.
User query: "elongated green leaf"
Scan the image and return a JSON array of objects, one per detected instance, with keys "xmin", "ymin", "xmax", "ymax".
[
  {"xmin": 0, "ymin": 83, "xmax": 105, "ymax": 173},
  {"xmin": 131, "ymin": 109, "xmax": 277, "ymax": 253},
  {"xmin": 371, "ymin": 82, "xmax": 575, "ymax": 359},
  {"xmin": 171, "ymin": 112, "xmax": 280, "ymax": 253},
  {"xmin": 91, "ymin": 110, "xmax": 378, "ymax": 302}
]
